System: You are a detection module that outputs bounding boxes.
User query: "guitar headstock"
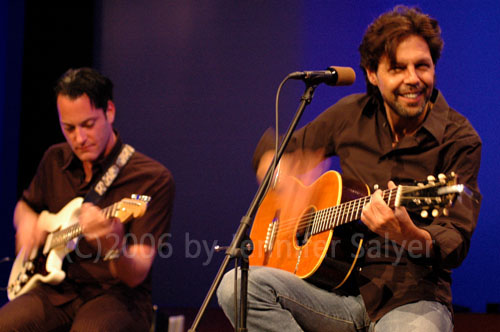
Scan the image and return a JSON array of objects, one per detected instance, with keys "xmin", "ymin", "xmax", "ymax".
[
  {"xmin": 399, "ymin": 172, "xmax": 464, "ymax": 218},
  {"xmin": 112, "ymin": 195, "xmax": 150, "ymax": 223}
]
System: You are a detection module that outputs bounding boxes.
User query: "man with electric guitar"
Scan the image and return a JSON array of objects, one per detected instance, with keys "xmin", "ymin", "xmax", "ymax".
[
  {"xmin": 0, "ymin": 68, "xmax": 175, "ymax": 331},
  {"xmin": 217, "ymin": 6, "xmax": 481, "ymax": 332}
]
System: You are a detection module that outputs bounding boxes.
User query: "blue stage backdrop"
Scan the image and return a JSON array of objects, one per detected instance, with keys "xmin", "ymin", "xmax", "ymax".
[{"xmin": 1, "ymin": 0, "xmax": 499, "ymax": 314}]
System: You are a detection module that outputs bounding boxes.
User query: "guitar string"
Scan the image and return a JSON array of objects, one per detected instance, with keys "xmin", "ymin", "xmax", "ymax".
[
  {"xmin": 266, "ymin": 195, "xmax": 393, "ymax": 237},
  {"xmin": 257, "ymin": 189, "xmax": 394, "ymax": 237},
  {"xmin": 256, "ymin": 186, "xmax": 423, "ymax": 238},
  {"xmin": 259, "ymin": 184, "xmax": 442, "ymax": 238},
  {"xmin": 49, "ymin": 203, "xmax": 118, "ymax": 250}
]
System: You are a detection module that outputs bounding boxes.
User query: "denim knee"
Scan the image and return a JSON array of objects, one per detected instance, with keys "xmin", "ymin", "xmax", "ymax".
[{"xmin": 217, "ymin": 268, "xmax": 237, "ymax": 316}]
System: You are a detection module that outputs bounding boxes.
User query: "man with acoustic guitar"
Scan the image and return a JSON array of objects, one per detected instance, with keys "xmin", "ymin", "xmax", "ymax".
[
  {"xmin": 217, "ymin": 6, "xmax": 481, "ymax": 332},
  {"xmin": 0, "ymin": 68, "xmax": 175, "ymax": 331}
]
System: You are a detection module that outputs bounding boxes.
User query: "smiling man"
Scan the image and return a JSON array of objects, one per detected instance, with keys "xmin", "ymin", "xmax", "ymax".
[
  {"xmin": 217, "ymin": 6, "xmax": 482, "ymax": 332},
  {"xmin": 0, "ymin": 68, "xmax": 175, "ymax": 332}
]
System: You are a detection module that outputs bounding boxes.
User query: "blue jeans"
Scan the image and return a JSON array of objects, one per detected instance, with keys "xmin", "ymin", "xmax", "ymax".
[{"xmin": 216, "ymin": 266, "xmax": 453, "ymax": 332}]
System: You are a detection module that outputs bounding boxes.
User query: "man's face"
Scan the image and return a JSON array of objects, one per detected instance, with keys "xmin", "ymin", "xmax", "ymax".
[
  {"xmin": 57, "ymin": 93, "xmax": 115, "ymax": 164},
  {"xmin": 367, "ymin": 35, "xmax": 435, "ymax": 119}
]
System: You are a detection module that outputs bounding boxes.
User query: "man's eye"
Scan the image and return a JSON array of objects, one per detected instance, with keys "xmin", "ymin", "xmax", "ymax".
[
  {"xmin": 390, "ymin": 67, "xmax": 404, "ymax": 73},
  {"xmin": 82, "ymin": 121, "xmax": 95, "ymax": 128}
]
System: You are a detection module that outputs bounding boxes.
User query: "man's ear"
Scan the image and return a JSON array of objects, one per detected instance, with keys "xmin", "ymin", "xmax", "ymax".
[
  {"xmin": 366, "ymin": 68, "xmax": 378, "ymax": 87},
  {"xmin": 105, "ymin": 100, "xmax": 116, "ymax": 124}
]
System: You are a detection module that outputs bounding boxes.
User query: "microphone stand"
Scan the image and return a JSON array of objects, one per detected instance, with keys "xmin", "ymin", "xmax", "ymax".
[{"xmin": 188, "ymin": 81, "xmax": 318, "ymax": 332}]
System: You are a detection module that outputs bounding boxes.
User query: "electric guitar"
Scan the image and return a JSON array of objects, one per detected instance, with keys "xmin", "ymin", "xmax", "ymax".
[
  {"xmin": 7, "ymin": 195, "xmax": 150, "ymax": 300},
  {"xmin": 249, "ymin": 171, "xmax": 465, "ymax": 289}
]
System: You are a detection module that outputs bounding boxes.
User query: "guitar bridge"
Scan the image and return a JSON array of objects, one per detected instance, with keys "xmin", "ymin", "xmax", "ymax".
[{"xmin": 264, "ymin": 211, "xmax": 280, "ymax": 253}]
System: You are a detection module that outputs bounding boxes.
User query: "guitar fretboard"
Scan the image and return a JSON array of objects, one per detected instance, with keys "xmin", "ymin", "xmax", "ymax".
[
  {"xmin": 311, "ymin": 187, "xmax": 398, "ymax": 235},
  {"xmin": 48, "ymin": 203, "xmax": 120, "ymax": 250}
]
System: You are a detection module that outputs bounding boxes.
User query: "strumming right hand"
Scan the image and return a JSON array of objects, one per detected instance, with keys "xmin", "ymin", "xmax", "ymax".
[
  {"xmin": 256, "ymin": 148, "xmax": 328, "ymax": 186},
  {"xmin": 14, "ymin": 201, "xmax": 47, "ymax": 257}
]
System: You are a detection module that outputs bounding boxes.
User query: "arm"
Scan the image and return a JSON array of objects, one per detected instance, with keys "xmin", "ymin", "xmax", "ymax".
[
  {"xmin": 361, "ymin": 181, "xmax": 433, "ymax": 257},
  {"xmin": 362, "ymin": 134, "xmax": 482, "ymax": 266},
  {"xmin": 256, "ymin": 149, "xmax": 328, "ymax": 185},
  {"xmin": 78, "ymin": 203, "xmax": 154, "ymax": 288},
  {"xmin": 13, "ymin": 200, "xmax": 46, "ymax": 256}
]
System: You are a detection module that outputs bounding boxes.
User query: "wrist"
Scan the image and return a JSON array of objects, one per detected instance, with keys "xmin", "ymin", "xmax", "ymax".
[{"xmin": 103, "ymin": 245, "xmax": 126, "ymax": 261}]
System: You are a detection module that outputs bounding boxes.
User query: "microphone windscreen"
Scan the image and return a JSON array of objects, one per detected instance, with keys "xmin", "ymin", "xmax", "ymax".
[{"xmin": 329, "ymin": 66, "xmax": 356, "ymax": 86}]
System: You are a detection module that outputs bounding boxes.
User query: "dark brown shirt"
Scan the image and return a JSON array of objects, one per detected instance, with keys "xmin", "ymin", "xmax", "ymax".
[
  {"xmin": 253, "ymin": 90, "xmax": 482, "ymax": 321},
  {"xmin": 22, "ymin": 136, "xmax": 175, "ymax": 306}
]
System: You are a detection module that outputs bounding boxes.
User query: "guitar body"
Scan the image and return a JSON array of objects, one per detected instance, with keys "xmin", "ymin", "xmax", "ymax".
[
  {"xmin": 249, "ymin": 171, "xmax": 370, "ymax": 289},
  {"xmin": 8, "ymin": 197, "xmax": 84, "ymax": 300}
]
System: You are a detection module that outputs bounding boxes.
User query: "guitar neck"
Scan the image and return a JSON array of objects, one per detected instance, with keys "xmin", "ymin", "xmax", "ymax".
[
  {"xmin": 311, "ymin": 187, "xmax": 398, "ymax": 235},
  {"xmin": 48, "ymin": 203, "xmax": 119, "ymax": 250}
]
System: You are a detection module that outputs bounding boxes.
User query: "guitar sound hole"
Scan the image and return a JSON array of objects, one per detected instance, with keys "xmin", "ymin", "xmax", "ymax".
[{"xmin": 296, "ymin": 207, "xmax": 315, "ymax": 247}]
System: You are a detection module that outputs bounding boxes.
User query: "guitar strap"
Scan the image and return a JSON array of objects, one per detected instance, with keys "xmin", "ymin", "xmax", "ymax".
[{"xmin": 83, "ymin": 143, "xmax": 135, "ymax": 204}]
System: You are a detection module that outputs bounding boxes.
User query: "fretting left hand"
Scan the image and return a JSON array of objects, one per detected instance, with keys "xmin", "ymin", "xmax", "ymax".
[
  {"xmin": 361, "ymin": 181, "xmax": 432, "ymax": 255},
  {"xmin": 79, "ymin": 202, "xmax": 125, "ymax": 253}
]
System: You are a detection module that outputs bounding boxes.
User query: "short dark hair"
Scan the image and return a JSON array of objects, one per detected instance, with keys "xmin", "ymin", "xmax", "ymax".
[
  {"xmin": 54, "ymin": 67, "xmax": 113, "ymax": 112},
  {"xmin": 358, "ymin": 5, "xmax": 444, "ymax": 97}
]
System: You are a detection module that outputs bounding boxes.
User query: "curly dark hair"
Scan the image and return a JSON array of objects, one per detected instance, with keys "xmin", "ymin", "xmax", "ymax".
[
  {"xmin": 359, "ymin": 5, "xmax": 443, "ymax": 97},
  {"xmin": 54, "ymin": 67, "xmax": 113, "ymax": 112}
]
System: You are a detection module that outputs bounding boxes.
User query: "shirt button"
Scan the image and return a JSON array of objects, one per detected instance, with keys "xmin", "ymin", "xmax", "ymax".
[{"xmin": 358, "ymin": 267, "xmax": 362, "ymax": 272}]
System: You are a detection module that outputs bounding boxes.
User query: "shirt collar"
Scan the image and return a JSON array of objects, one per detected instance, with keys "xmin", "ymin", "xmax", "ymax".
[
  {"xmin": 420, "ymin": 89, "xmax": 448, "ymax": 144},
  {"xmin": 362, "ymin": 89, "xmax": 448, "ymax": 144}
]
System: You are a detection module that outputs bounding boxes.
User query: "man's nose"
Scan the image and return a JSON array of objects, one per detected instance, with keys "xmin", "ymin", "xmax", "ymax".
[
  {"xmin": 74, "ymin": 127, "xmax": 87, "ymax": 144},
  {"xmin": 404, "ymin": 66, "xmax": 419, "ymax": 85}
]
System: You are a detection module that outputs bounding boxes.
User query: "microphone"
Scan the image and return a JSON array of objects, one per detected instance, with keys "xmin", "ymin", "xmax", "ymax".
[{"xmin": 289, "ymin": 66, "xmax": 356, "ymax": 86}]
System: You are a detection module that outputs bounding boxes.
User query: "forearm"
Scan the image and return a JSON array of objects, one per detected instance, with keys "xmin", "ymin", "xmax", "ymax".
[
  {"xmin": 13, "ymin": 200, "xmax": 38, "ymax": 230},
  {"xmin": 108, "ymin": 244, "xmax": 155, "ymax": 287},
  {"xmin": 13, "ymin": 200, "xmax": 43, "ymax": 253},
  {"xmin": 392, "ymin": 221, "xmax": 434, "ymax": 258}
]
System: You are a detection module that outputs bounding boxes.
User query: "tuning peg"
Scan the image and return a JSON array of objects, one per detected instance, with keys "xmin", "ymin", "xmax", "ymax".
[
  {"xmin": 438, "ymin": 173, "xmax": 447, "ymax": 183},
  {"xmin": 131, "ymin": 194, "xmax": 151, "ymax": 203},
  {"xmin": 443, "ymin": 208, "xmax": 449, "ymax": 216},
  {"xmin": 421, "ymin": 210, "xmax": 429, "ymax": 218},
  {"xmin": 427, "ymin": 175, "xmax": 436, "ymax": 184},
  {"xmin": 432, "ymin": 209, "xmax": 439, "ymax": 217}
]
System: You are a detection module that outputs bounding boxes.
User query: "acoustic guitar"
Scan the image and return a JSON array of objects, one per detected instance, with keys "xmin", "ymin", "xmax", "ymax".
[{"xmin": 249, "ymin": 171, "xmax": 464, "ymax": 289}]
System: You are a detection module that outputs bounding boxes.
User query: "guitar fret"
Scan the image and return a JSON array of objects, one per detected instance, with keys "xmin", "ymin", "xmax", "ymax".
[
  {"xmin": 312, "ymin": 210, "xmax": 319, "ymax": 234},
  {"xmin": 323, "ymin": 209, "xmax": 329, "ymax": 232},
  {"xmin": 323, "ymin": 208, "xmax": 330, "ymax": 232},
  {"xmin": 345, "ymin": 202, "xmax": 351, "ymax": 224},
  {"xmin": 314, "ymin": 210, "xmax": 320, "ymax": 234},
  {"xmin": 355, "ymin": 198, "xmax": 361, "ymax": 220},
  {"xmin": 332, "ymin": 206, "xmax": 337, "ymax": 227},
  {"xmin": 337, "ymin": 204, "xmax": 345, "ymax": 226},
  {"xmin": 335, "ymin": 205, "xmax": 341, "ymax": 227},
  {"xmin": 341, "ymin": 202, "xmax": 351, "ymax": 225},
  {"xmin": 326, "ymin": 207, "xmax": 333, "ymax": 232}
]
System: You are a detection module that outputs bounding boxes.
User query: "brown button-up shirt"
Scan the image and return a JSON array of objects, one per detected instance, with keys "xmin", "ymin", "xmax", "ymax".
[{"xmin": 22, "ymin": 136, "xmax": 175, "ymax": 306}]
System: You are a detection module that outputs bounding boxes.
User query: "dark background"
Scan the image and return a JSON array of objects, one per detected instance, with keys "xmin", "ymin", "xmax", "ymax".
[{"xmin": 1, "ymin": 0, "xmax": 499, "ymax": 319}]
